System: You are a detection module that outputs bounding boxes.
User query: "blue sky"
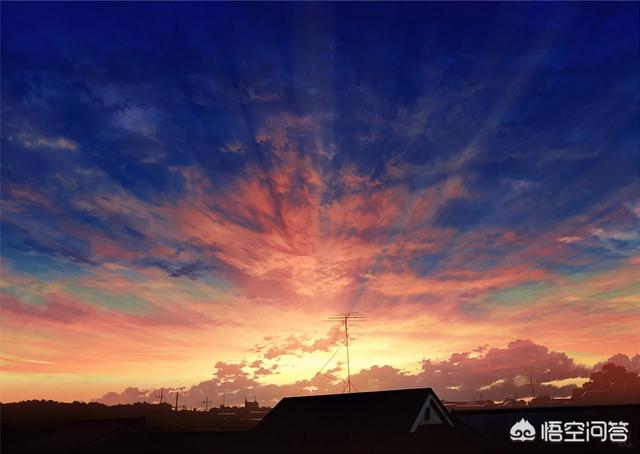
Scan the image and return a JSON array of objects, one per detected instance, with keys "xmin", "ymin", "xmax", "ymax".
[{"xmin": 1, "ymin": 2, "xmax": 638, "ymax": 403}]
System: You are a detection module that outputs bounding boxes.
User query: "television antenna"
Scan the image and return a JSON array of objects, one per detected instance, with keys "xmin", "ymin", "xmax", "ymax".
[
  {"xmin": 202, "ymin": 396, "xmax": 211, "ymax": 411},
  {"xmin": 326, "ymin": 312, "xmax": 366, "ymax": 393}
]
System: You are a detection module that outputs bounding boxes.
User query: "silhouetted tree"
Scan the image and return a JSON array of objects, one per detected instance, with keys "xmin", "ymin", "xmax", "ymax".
[{"xmin": 572, "ymin": 363, "xmax": 640, "ymax": 403}]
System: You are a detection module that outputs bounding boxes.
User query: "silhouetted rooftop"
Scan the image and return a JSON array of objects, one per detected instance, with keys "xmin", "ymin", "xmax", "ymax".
[{"xmin": 256, "ymin": 387, "xmax": 453, "ymax": 437}]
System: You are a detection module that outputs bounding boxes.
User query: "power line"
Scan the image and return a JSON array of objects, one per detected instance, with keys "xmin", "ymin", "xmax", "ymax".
[{"xmin": 308, "ymin": 343, "xmax": 343, "ymax": 384}]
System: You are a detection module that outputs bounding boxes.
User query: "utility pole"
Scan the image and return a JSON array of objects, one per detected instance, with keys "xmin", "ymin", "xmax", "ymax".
[
  {"xmin": 202, "ymin": 396, "xmax": 211, "ymax": 412},
  {"xmin": 221, "ymin": 383, "xmax": 226, "ymax": 408},
  {"xmin": 174, "ymin": 390, "xmax": 180, "ymax": 411},
  {"xmin": 155, "ymin": 388, "xmax": 164, "ymax": 405},
  {"xmin": 529, "ymin": 376, "xmax": 536, "ymax": 400},
  {"xmin": 327, "ymin": 312, "xmax": 365, "ymax": 393}
]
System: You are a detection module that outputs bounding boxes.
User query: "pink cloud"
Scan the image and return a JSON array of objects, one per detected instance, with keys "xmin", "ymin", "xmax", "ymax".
[
  {"xmin": 366, "ymin": 266, "xmax": 548, "ymax": 299},
  {"xmin": 4, "ymin": 116, "xmax": 636, "ymax": 404},
  {"xmin": 1, "ymin": 294, "xmax": 96, "ymax": 324},
  {"xmin": 94, "ymin": 339, "xmax": 605, "ymax": 408},
  {"xmin": 254, "ymin": 326, "xmax": 343, "ymax": 360},
  {"xmin": 4, "ymin": 291, "xmax": 212, "ymax": 329}
]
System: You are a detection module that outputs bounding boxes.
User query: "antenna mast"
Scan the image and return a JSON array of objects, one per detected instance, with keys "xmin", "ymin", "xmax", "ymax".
[
  {"xmin": 202, "ymin": 396, "xmax": 211, "ymax": 412},
  {"xmin": 174, "ymin": 390, "xmax": 180, "ymax": 411},
  {"xmin": 327, "ymin": 312, "xmax": 366, "ymax": 393}
]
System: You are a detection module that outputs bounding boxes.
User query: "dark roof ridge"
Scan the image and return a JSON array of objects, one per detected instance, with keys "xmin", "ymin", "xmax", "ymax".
[{"xmin": 280, "ymin": 387, "xmax": 434, "ymax": 401}]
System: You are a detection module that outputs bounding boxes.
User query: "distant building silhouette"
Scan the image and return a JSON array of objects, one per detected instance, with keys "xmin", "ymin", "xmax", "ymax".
[{"xmin": 244, "ymin": 398, "xmax": 260, "ymax": 411}]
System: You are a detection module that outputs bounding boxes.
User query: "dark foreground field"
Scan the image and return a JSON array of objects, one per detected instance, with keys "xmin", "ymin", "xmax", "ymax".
[{"xmin": 1, "ymin": 400, "xmax": 638, "ymax": 454}]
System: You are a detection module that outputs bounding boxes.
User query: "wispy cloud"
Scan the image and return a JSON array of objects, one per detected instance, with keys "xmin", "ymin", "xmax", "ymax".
[{"xmin": 19, "ymin": 135, "xmax": 78, "ymax": 151}]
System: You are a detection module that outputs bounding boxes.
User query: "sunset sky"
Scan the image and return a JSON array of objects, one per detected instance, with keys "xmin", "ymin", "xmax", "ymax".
[{"xmin": 1, "ymin": 3, "xmax": 639, "ymax": 406}]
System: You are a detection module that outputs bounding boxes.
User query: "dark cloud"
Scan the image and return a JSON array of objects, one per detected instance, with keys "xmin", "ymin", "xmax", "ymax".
[{"xmin": 135, "ymin": 258, "xmax": 216, "ymax": 279}]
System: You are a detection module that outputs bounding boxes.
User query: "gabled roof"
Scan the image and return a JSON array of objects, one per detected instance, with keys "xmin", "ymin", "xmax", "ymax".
[{"xmin": 256, "ymin": 387, "xmax": 453, "ymax": 437}]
